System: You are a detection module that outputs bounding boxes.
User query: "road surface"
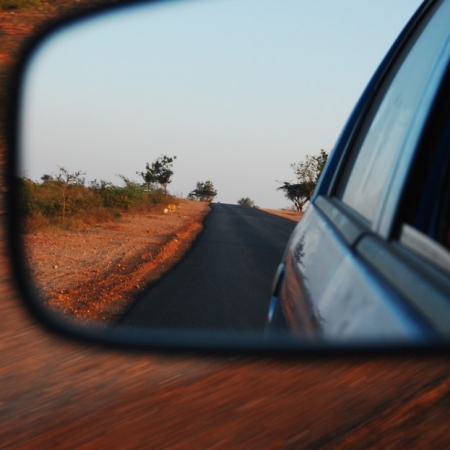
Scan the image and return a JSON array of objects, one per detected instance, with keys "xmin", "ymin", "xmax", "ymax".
[{"xmin": 119, "ymin": 203, "xmax": 297, "ymax": 330}]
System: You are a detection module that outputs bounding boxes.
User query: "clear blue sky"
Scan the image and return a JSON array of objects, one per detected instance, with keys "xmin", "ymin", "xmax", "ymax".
[{"xmin": 21, "ymin": 0, "xmax": 424, "ymax": 208}]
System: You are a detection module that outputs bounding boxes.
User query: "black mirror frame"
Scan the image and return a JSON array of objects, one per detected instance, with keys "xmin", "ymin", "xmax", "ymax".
[{"xmin": 5, "ymin": 0, "xmax": 448, "ymax": 356}]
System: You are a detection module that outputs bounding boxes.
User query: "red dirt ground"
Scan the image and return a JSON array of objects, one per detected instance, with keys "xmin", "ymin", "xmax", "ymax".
[{"xmin": 24, "ymin": 199, "xmax": 210, "ymax": 323}]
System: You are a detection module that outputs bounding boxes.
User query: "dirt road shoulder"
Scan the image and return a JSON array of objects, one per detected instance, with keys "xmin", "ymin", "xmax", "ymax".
[
  {"xmin": 261, "ymin": 208, "xmax": 302, "ymax": 222},
  {"xmin": 24, "ymin": 200, "xmax": 210, "ymax": 324}
]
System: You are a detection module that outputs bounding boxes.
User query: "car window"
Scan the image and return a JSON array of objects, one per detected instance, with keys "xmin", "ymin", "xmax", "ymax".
[
  {"xmin": 398, "ymin": 126, "xmax": 450, "ymax": 275},
  {"xmin": 402, "ymin": 108, "xmax": 450, "ymax": 243},
  {"xmin": 438, "ymin": 175, "xmax": 450, "ymax": 250},
  {"xmin": 338, "ymin": 0, "xmax": 450, "ymax": 224}
]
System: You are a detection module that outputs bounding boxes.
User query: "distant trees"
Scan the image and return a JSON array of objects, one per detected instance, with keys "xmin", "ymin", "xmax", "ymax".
[
  {"xmin": 188, "ymin": 181, "xmax": 217, "ymax": 202},
  {"xmin": 137, "ymin": 155, "xmax": 176, "ymax": 193},
  {"xmin": 237, "ymin": 197, "xmax": 255, "ymax": 207},
  {"xmin": 278, "ymin": 149, "xmax": 328, "ymax": 211}
]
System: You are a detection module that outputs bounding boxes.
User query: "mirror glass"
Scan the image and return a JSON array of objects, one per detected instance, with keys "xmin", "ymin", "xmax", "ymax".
[{"xmin": 18, "ymin": 0, "xmax": 423, "ymax": 343}]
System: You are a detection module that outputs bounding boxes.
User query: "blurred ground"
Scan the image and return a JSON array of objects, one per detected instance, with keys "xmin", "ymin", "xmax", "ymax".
[
  {"xmin": 1, "ymin": 1, "xmax": 450, "ymax": 448},
  {"xmin": 3, "ymin": 232, "xmax": 450, "ymax": 447}
]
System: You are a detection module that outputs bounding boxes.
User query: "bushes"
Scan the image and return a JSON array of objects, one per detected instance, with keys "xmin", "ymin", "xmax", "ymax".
[
  {"xmin": 20, "ymin": 175, "xmax": 177, "ymax": 233},
  {"xmin": 237, "ymin": 197, "xmax": 255, "ymax": 207}
]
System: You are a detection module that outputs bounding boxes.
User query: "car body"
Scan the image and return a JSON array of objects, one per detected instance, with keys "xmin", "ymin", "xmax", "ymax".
[{"xmin": 268, "ymin": 0, "xmax": 450, "ymax": 343}]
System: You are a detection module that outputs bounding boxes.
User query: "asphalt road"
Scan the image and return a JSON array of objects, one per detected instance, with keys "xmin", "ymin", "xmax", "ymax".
[{"xmin": 119, "ymin": 203, "xmax": 297, "ymax": 331}]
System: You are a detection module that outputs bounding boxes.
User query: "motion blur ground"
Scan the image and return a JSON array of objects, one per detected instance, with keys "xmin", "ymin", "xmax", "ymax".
[
  {"xmin": 2, "ymin": 1, "xmax": 450, "ymax": 448},
  {"xmin": 2, "ymin": 227, "xmax": 450, "ymax": 446}
]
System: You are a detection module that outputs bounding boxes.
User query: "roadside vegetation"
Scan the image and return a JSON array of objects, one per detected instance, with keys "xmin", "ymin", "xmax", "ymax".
[
  {"xmin": 278, "ymin": 149, "xmax": 328, "ymax": 211},
  {"xmin": 20, "ymin": 157, "xmax": 179, "ymax": 233},
  {"xmin": 136, "ymin": 155, "xmax": 176, "ymax": 194},
  {"xmin": 188, "ymin": 180, "xmax": 218, "ymax": 202},
  {"xmin": 237, "ymin": 197, "xmax": 256, "ymax": 207}
]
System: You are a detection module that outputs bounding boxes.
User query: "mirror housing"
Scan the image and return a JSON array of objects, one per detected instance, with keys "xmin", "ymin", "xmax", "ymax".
[{"xmin": 7, "ymin": 0, "xmax": 450, "ymax": 354}]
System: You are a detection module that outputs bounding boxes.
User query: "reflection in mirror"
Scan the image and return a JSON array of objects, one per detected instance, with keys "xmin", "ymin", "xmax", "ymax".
[{"xmin": 18, "ymin": 0, "xmax": 423, "ymax": 342}]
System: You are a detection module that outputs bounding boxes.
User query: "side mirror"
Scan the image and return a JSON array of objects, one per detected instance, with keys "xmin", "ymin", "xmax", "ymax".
[{"xmin": 8, "ymin": 0, "xmax": 446, "ymax": 353}]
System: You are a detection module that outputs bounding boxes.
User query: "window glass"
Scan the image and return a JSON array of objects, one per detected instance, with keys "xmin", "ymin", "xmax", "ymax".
[
  {"xmin": 420, "ymin": 141, "xmax": 450, "ymax": 249},
  {"xmin": 340, "ymin": 0, "xmax": 450, "ymax": 223}
]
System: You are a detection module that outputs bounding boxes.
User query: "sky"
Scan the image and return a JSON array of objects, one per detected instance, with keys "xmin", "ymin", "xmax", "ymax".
[{"xmin": 21, "ymin": 0, "xmax": 424, "ymax": 209}]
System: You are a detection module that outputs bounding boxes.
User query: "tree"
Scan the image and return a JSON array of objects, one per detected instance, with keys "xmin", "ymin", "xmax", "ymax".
[
  {"xmin": 53, "ymin": 166, "xmax": 85, "ymax": 220},
  {"xmin": 188, "ymin": 181, "xmax": 217, "ymax": 202},
  {"xmin": 237, "ymin": 197, "xmax": 255, "ymax": 207},
  {"xmin": 277, "ymin": 182, "xmax": 310, "ymax": 212},
  {"xmin": 278, "ymin": 149, "xmax": 328, "ymax": 211},
  {"xmin": 137, "ymin": 155, "xmax": 176, "ymax": 193},
  {"xmin": 290, "ymin": 149, "xmax": 328, "ymax": 200},
  {"xmin": 41, "ymin": 174, "xmax": 55, "ymax": 183}
]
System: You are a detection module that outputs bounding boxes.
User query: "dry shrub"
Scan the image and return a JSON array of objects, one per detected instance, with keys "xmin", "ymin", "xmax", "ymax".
[
  {"xmin": 23, "ymin": 213, "xmax": 52, "ymax": 234},
  {"xmin": 19, "ymin": 175, "xmax": 183, "ymax": 233},
  {"xmin": 64, "ymin": 208, "xmax": 119, "ymax": 229}
]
